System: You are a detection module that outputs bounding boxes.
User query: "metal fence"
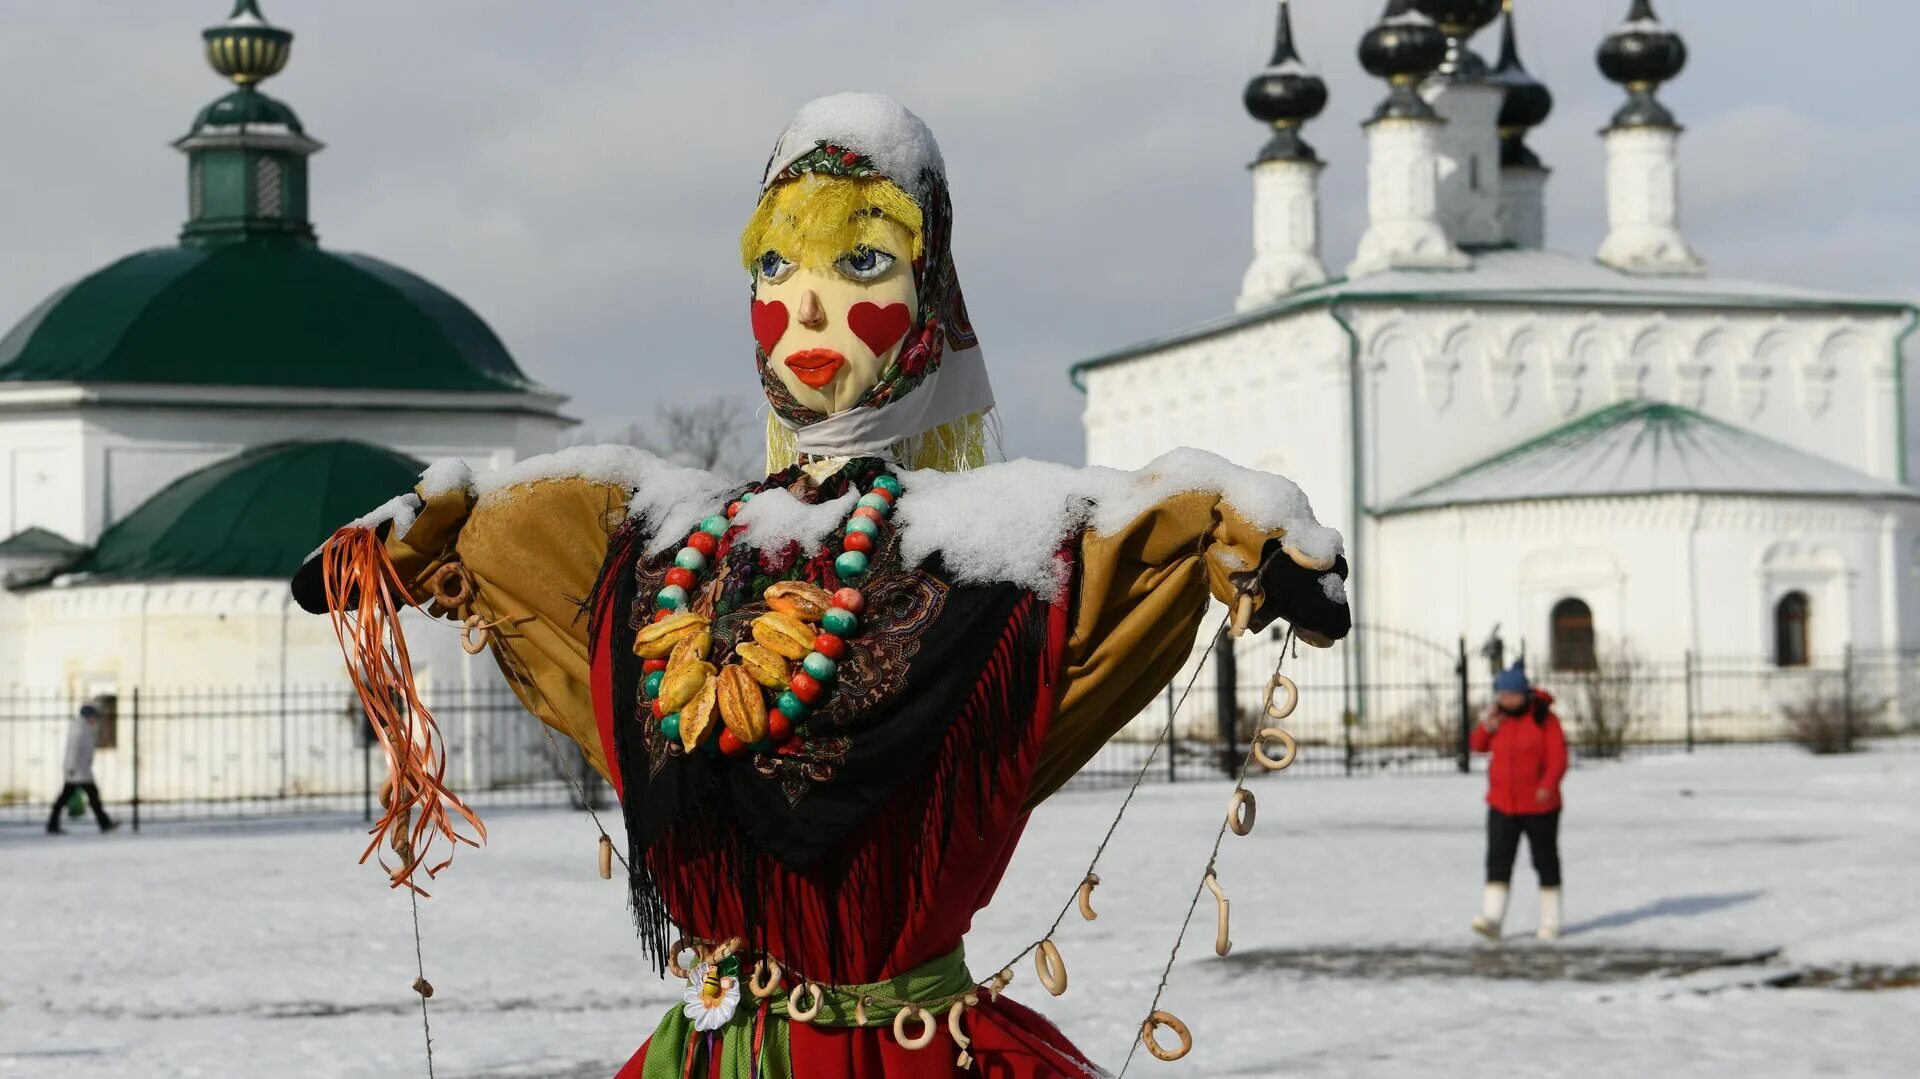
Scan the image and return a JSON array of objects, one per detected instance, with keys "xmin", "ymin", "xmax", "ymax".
[
  {"xmin": 5, "ymin": 633, "xmax": 1916, "ymax": 826},
  {"xmin": 1072, "ymin": 628, "xmax": 1920, "ymax": 785},
  {"xmin": 0, "ymin": 684, "xmax": 602, "ymax": 829}
]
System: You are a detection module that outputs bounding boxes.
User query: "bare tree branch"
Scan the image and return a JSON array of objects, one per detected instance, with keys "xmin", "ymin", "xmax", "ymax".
[{"xmin": 564, "ymin": 396, "xmax": 760, "ymax": 480}]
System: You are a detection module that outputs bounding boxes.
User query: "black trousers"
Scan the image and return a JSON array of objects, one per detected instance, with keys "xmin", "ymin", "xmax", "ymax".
[
  {"xmin": 47, "ymin": 781, "xmax": 114, "ymax": 831},
  {"xmin": 1486, "ymin": 808, "xmax": 1560, "ymax": 888}
]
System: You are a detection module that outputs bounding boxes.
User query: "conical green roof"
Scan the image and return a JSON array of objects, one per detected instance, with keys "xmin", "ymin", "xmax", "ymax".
[{"xmin": 55, "ymin": 440, "xmax": 421, "ymax": 583}]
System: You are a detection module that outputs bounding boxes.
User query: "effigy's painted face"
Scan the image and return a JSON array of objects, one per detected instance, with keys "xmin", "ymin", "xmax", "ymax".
[{"xmin": 745, "ymin": 177, "xmax": 923, "ymax": 416}]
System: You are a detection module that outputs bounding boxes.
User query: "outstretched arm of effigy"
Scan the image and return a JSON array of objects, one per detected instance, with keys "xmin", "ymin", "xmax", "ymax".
[
  {"xmin": 292, "ymin": 466, "xmax": 628, "ymax": 781},
  {"xmin": 1027, "ymin": 488, "xmax": 1350, "ymax": 806}
]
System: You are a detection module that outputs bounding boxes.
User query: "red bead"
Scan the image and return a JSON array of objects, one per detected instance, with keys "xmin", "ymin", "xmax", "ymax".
[
  {"xmin": 769, "ymin": 713, "xmax": 793, "ymax": 742},
  {"xmin": 652, "ymin": 608, "xmax": 675, "ymax": 624},
  {"xmin": 651, "ymin": 699, "xmax": 666, "ymax": 720},
  {"xmin": 813, "ymin": 633, "xmax": 847, "ymax": 661},
  {"xmin": 868, "ymin": 486, "xmax": 895, "ymax": 504},
  {"xmin": 789, "ymin": 672, "xmax": 824, "ymax": 704},
  {"xmin": 687, "ymin": 531, "xmax": 719, "ymax": 557},
  {"xmin": 718, "ymin": 729, "xmax": 747, "ymax": 757},
  {"xmin": 852, "ymin": 506, "xmax": 885, "ymax": 525},
  {"xmin": 831, "ymin": 588, "xmax": 864, "ymax": 614},
  {"xmin": 843, "ymin": 530, "xmax": 874, "ymax": 554},
  {"xmin": 642, "ymin": 658, "xmax": 668, "ymax": 674},
  {"xmin": 665, "ymin": 567, "xmax": 696, "ymax": 591},
  {"xmin": 726, "ymin": 501, "xmax": 745, "ymax": 519}
]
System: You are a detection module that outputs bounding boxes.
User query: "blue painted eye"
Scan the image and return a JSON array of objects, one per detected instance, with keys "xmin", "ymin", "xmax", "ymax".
[
  {"xmin": 758, "ymin": 251, "xmax": 795, "ymax": 282},
  {"xmin": 835, "ymin": 246, "xmax": 895, "ymax": 282}
]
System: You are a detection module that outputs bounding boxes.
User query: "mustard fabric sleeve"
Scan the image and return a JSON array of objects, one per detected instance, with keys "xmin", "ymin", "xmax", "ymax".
[
  {"xmin": 383, "ymin": 478, "xmax": 627, "ymax": 782},
  {"xmin": 1025, "ymin": 493, "xmax": 1316, "ymax": 807}
]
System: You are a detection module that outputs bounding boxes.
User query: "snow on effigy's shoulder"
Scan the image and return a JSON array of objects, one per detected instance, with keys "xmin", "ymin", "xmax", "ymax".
[
  {"xmin": 895, "ymin": 449, "xmax": 1343, "ymax": 603},
  {"xmin": 462, "ymin": 445, "xmax": 735, "ymax": 558},
  {"xmin": 733, "ymin": 487, "xmax": 858, "ymax": 558},
  {"xmin": 417, "ymin": 457, "xmax": 475, "ymax": 499}
]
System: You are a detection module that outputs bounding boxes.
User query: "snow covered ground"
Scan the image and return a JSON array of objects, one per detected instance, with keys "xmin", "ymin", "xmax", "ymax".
[{"xmin": 2, "ymin": 747, "xmax": 1915, "ymax": 1078}]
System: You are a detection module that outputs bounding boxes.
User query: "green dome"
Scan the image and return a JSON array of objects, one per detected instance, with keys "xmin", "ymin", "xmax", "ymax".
[
  {"xmin": 58, "ymin": 440, "xmax": 422, "ymax": 583},
  {"xmin": 192, "ymin": 87, "xmax": 303, "ymax": 132},
  {"xmin": 0, "ymin": 243, "xmax": 533, "ymax": 392}
]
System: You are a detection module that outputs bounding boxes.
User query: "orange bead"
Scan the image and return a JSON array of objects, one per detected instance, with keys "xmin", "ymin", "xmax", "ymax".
[
  {"xmin": 789, "ymin": 672, "xmax": 824, "ymax": 704},
  {"xmin": 813, "ymin": 633, "xmax": 847, "ymax": 661},
  {"xmin": 844, "ymin": 530, "xmax": 874, "ymax": 554},
  {"xmin": 718, "ymin": 729, "xmax": 747, "ymax": 757},
  {"xmin": 768, "ymin": 712, "xmax": 793, "ymax": 742}
]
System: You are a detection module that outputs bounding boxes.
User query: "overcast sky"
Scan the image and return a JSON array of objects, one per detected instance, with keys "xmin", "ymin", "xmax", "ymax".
[{"xmin": 2, "ymin": 2, "xmax": 1915, "ymax": 465}]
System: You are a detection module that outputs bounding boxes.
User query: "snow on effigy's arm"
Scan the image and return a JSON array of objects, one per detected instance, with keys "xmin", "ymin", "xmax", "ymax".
[
  {"xmin": 894, "ymin": 449, "xmax": 1343, "ymax": 602},
  {"xmin": 459, "ymin": 445, "xmax": 736, "ymax": 558},
  {"xmin": 733, "ymin": 487, "xmax": 858, "ymax": 558},
  {"xmin": 308, "ymin": 491, "xmax": 423, "ymax": 561}
]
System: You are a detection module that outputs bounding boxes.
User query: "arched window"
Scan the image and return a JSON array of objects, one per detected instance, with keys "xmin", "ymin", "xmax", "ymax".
[
  {"xmin": 1775, "ymin": 591, "xmax": 1811, "ymax": 668},
  {"xmin": 1551, "ymin": 598, "xmax": 1596, "ymax": 672},
  {"xmin": 254, "ymin": 156, "xmax": 283, "ymax": 219}
]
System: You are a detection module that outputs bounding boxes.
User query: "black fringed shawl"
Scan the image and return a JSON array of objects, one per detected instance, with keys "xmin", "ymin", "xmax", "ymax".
[{"xmin": 588, "ymin": 460, "xmax": 1056, "ymax": 972}]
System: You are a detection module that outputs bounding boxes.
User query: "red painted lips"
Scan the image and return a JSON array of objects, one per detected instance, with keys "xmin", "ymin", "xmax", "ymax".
[{"xmin": 783, "ymin": 348, "xmax": 846, "ymax": 389}]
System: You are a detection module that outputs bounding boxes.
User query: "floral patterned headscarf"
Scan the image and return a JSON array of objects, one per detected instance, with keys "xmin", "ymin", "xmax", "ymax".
[{"xmin": 749, "ymin": 94, "xmax": 992, "ymax": 456}]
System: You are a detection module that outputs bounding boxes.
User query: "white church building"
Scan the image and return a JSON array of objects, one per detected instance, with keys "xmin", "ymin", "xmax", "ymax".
[
  {"xmin": 1074, "ymin": 0, "xmax": 1920, "ymax": 717},
  {"xmin": 0, "ymin": 3, "xmax": 566, "ymax": 808}
]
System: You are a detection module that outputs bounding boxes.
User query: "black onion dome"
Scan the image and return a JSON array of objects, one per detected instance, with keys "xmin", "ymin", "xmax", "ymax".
[
  {"xmin": 1412, "ymin": 0, "xmax": 1502, "ymax": 79},
  {"xmin": 1598, "ymin": 0, "xmax": 1686, "ymax": 129},
  {"xmin": 1361, "ymin": 0, "xmax": 1447, "ymax": 121},
  {"xmin": 1245, "ymin": 2, "xmax": 1329, "ymax": 163},
  {"xmin": 1492, "ymin": 3, "xmax": 1552, "ymax": 166}
]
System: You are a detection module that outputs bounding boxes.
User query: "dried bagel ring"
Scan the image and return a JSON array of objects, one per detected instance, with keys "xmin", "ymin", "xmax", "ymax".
[
  {"xmin": 1264, "ymin": 673, "xmax": 1299, "ymax": 721},
  {"xmin": 427, "ymin": 563, "xmax": 473, "ymax": 610},
  {"xmin": 666, "ymin": 937, "xmax": 699, "ymax": 980},
  {"xmin": 893, "ymin": 1005, "xmax": 938, "ymax": 1050},
  {"xmin": 1253, "ymin": 726, "xmax": 1298, "ymax": 771},
  {"xmin": 1034, "ymin": 940, "xmax": 1068, "ymax": 996},
  {"xmin": 1076, "ymin": 873, "xmax": 1100, "ymax": 922},
  {"xmin": 1141, "ymin": 1011, "xmax": 1193, "ymax": 1061},
  {"xmin": 788, "ymin": 982, "xmax": 825, "ymax": 1023},
  {"xmin": 1227, "ymin": 788, "xmax": 1257, "ymax": 836},
  {"xmin": 748, "ymin": 957, "xmax": 783, "ymax": 1000}
]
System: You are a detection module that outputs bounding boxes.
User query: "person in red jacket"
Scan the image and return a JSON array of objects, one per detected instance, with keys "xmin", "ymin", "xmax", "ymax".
[{"xmin": 1468, "ymin": 659, "xmax": 1567, "ymax": 941}]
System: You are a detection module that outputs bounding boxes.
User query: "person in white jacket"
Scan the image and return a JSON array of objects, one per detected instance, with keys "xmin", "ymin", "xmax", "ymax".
[{"xmin": 47, "ymin": 703, "xmax": 117, "ymax": 834}]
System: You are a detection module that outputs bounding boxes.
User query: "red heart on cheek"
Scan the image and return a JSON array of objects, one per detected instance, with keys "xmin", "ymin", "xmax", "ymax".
[
  {"xmin": 751, "ymin": 300, "xmax": 789, "ymax": 356},
  {"xmin": 847, "ymin": 302, "xmax": 913, "ymax": 359}
]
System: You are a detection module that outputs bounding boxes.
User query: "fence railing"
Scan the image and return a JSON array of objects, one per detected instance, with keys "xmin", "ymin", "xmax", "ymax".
[{"xmin": 5, "ymin": 641, "xmax": 1914, "ymax": 825}]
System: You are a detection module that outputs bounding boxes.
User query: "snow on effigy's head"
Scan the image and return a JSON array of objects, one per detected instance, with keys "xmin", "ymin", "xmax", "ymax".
[
  {"xmin": 733, "ymin": 487, "xmax": 859, "ymax": 558},
  {"xmin": 763, "ymin": 92, "xmax": 945, "ymax": 198},
  {"xmin": 417, "ymin": 457, "xmax": 475, "ymax": 500},
  {"xmin": 467, "ymin": 445, "xmax": 736, "ymax": 558},
  {"xmin": 894, "ymin": 449, "xmax": 1343, "ymax": 603}
]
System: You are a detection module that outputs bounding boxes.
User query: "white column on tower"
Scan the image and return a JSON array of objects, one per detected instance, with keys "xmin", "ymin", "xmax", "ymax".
[
  {"xmin": 1599, "ymin": 125, "xmax": 1701, "ymax": 275},
  {"xmin": 1351, "ymin": 115, "xmax": 1468, "ymax": 277},
  {"xmin": 1239, "ymin": 158, "xmax": 1327, "ymax": 309},
  {"xmin": 1421, "ymin": 79, "xmax": 1505, "ymax": 247}
]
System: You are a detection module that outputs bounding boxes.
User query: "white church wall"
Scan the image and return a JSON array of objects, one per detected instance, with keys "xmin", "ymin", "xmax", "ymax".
[
  {"xmin": 1082, "ymin": 311, "xmax": 1358, "ymax": 540},
  {"xmin": 1346, "ymin": 305, "xmax": 1910, "ymax": 512},
  {"xmin": 0, "ymin": 415, "xmax": 86, "ymax": 544},
  {"xmin": 0, "ymin": 578, "xmax": 545, "ymax": 804},
  {"xmin": 74, "ymin": 403, "xmax": 562, "ymax": 542}
]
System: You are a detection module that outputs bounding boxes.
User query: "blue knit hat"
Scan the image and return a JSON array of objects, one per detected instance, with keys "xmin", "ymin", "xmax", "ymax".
[{"xmin": 1493, "ymin": 659, "xmax": 1530, "ymax": 695}]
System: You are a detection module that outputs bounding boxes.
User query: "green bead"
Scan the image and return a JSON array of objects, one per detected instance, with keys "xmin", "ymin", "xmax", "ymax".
[
  {"xmin": 822, "ymin": 607, "xmax": 859, "ymax": 636},
  {"xmin": 802, "ymin": 652, "xmax": 837, "ymax": 681},
  {"xmin": 751, "ymin": 738, "xmax": 774, "ymax": 754},
  {"xmin": 776, "ymin": 691, "xmax": 808, "ymax": 719},
  {"xmin": 700, "ymin": 515, "xmax": 729, "ymax": 537},
  {"xmin": 739, "ymin": 491, "xmax": 756, "ymax": 503},
  {"xmin": 857, "ymin": 493, "xmax": 892, "ymax": 516},
  {"xmin": 845, "ymin": 516, "xmax": 880, "ymax": 538},
  {"xmin": 674, "ymin": 547, "xmax": 708, "ymax": 573},
  {"xmin": 643, "ymin": 670, "xmax": 665, "ymax": 697},
  {"xmin": 656, "ymin": 584, "xmax": 687, "ymax": 610},
  {"xmin": 834, "ymin": 550, "xmax": 869, "ymax": 579},
  {"xmin": 660, "ymin": 713, "xmax": 681, "ymax": 739},
  {"xmin": 873, "ymin": 475, "xmax": 902, "ymax": 496}
]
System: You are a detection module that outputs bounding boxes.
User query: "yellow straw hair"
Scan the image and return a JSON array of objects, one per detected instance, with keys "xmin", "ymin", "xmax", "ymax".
[
  {"xmin": 764, "ymin": 408, "xmax": 996, "ymax": 476},
  {"xmin": 740, "ymin": 173, "xmax": 925, "ymax": 273}
]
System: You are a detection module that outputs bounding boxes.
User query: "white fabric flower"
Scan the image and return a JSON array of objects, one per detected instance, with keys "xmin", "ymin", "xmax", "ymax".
[{"xmin": 682, "ymin": 962, "xmax": 741, "ymax": 1032}]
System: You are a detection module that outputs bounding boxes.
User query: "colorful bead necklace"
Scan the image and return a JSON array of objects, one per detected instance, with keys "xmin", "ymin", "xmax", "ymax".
[{"xmin": 631, "ymin": 473, "xmax": 904, "ymax": 759}]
